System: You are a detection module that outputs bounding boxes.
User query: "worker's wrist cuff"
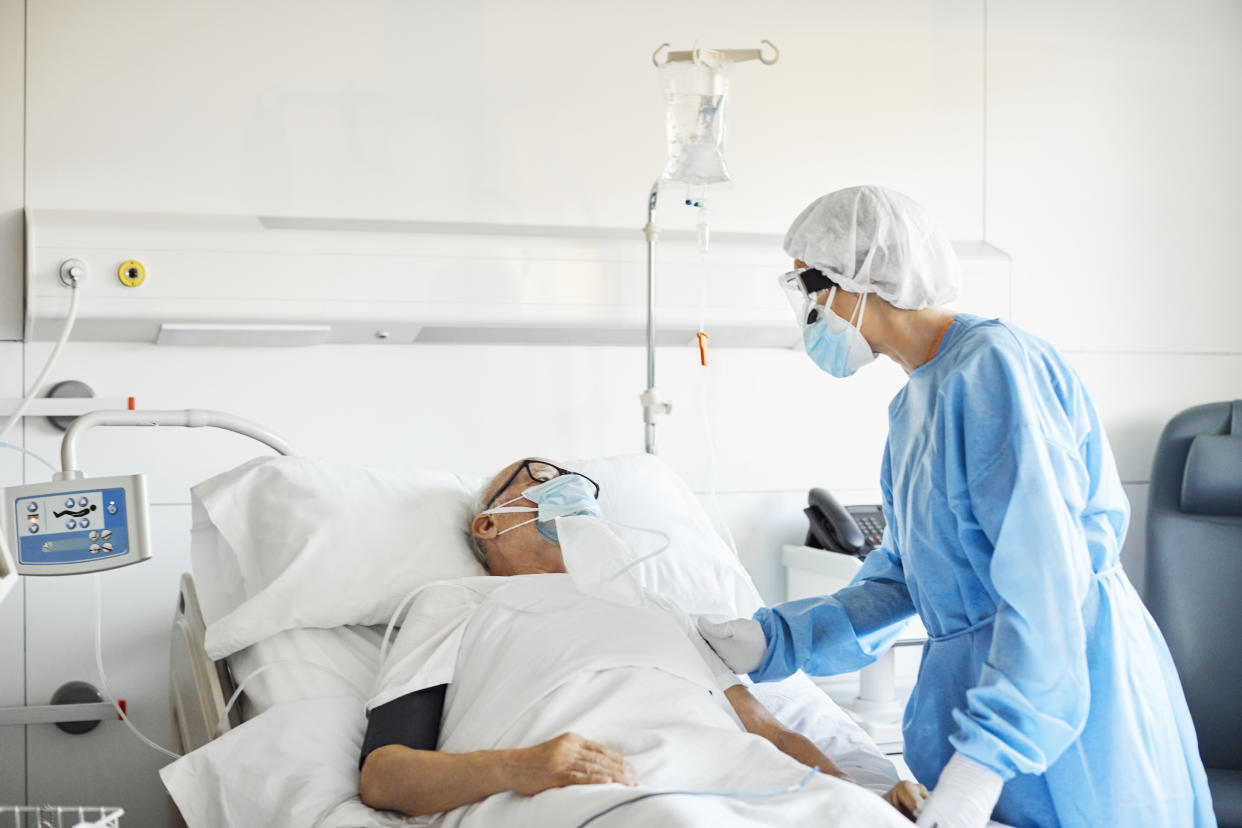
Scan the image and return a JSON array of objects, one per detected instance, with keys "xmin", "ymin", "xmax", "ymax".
[{"xmin": 938, "ymin": 751, "xmax": 1003, "ymax": 806}]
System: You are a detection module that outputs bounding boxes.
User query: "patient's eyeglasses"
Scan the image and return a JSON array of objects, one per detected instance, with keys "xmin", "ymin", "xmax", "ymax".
[{"xmin": 484, "ymin": 459, "xmax": 601, "ymax": 508}]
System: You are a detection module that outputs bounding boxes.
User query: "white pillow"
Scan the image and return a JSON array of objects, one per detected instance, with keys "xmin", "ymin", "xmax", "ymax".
[
  {"xmin": 192, "ymin": 456, "xmax": 484, "ymax": 658},
  {"xmin": 572, "ymin": 454, "xmax": 762, "ymax": 616}
]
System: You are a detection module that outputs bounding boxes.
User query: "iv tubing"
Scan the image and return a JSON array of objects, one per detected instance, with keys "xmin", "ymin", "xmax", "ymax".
[
  {"xmin": 214, "ymin": 660, "xmax": 355, "ymax": 740},
  {"xmin": 575, "ymin": 766, "xmax": 818, "ymax": 828},
  {"xmin": 95, "ymin": 573, "xmax": 181, "ymax": 760},
  {"xmin": 0, "ymin": 441, "xmax": 56, "ymax": 474}
]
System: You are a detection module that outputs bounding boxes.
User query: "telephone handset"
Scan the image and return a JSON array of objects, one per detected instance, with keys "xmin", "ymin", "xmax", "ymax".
[{"xmin": 803, "ymin": 488, "xmax": 886, "ymax": 558}]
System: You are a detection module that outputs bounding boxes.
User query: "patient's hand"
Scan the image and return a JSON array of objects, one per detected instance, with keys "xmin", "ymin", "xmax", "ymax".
[
  {"xmin": 883, "ymin": 780, "xmax": 930, "ymax": 821},
  {"xmin": 506, "ymin": 732, "xmax": 637, "ymax": 795}
]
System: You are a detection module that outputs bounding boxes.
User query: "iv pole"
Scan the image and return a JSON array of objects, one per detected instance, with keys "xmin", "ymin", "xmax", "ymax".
[
  {"xmin": 641, "ymin": 182, "xmax": 671, "ymax": 455},
  {"xmin": 641, "ymin": 41, "xmax": 778, "ymax": 455}
]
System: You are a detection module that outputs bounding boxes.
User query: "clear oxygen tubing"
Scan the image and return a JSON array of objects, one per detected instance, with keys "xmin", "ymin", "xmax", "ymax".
[
  {"xmin": 645, "ymin": 180, "xmax": 660, "ymax": 455},
  {"xmin": 377, "ymin": 579, "xmax": 562, "ymax": 668},
  {"xmin": 213, "ymin": 659, "xmax": 357, "ymax": 740},
  {"xmin": 94, "ymin": 573, "xmax": 181, "ymax": 760},
  {"xmin": 600, "ymin": 521, "xmax": 671, "ymax": 584},
  {"xmin": 0, "ymin": 281, "xmax": 81, "ymax": 445},
  {"xmin": 97, "ymin": 572, "xmax": 361, "ymax": 756},
  {"xmin": 573, "ymin": 766, "xmax": 819, "ymax": 828},
  {"xmin": 58, "ymin": 409, "xmax": 294, "ymax": 479},
  {"xmin": 0, "ymin": 441, "xmax": 56, "ymax": 474},
  {"xmin": 376, "ymin": 580, "xmax": 533, "ymax": 666}
]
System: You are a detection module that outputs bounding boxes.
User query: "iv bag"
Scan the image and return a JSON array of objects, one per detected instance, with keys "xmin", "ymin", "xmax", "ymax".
[{"xmin": 660, "ymin": 55, "xmax": 732, "ymax": 187}]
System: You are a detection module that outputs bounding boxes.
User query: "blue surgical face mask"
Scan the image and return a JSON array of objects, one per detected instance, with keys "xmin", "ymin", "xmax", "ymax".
[
  {"xmin": 802, "ymin": 287, "xmax": 875, "ymax": 378},
  {"xmin": 482, "ymin": 474, "xmax": 603, "ymax": 543}
]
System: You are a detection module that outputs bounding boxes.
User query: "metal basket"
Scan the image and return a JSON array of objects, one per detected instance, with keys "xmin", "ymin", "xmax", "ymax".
[{"xmin": 0, "ymin": 806, "xmax": 123, "ymax": 828}]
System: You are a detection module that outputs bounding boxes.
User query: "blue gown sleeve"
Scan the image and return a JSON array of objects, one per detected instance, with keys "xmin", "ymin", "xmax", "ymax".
[
  {"xmin": 750, "ymin": 448, "xmax": 916, "ymax": 683},
  {"xmin": 945, "ymin": 347, "xmax": 1096, "ymax": 779}
]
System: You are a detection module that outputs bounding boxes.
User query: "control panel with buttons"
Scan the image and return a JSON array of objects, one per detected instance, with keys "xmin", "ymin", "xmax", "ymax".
[{"xmin": 4, "ymin": 474, "xmax": 150, "ymax": 575}]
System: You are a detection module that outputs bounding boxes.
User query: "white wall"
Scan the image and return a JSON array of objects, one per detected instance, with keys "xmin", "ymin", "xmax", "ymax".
[
  {"xmin": 987, "ymin": 0, "xmax": 1242, "ymax": 593},
  {"xmin": 23, "ymin": 0, "xmax": 985, "ymax": 235},
  {"xmin": 0, "ymin": 0, "xmax": 21, "ymax": 340},
  {"xmin": 2, "ymin": 1, "xmax": 1240, "ymax": 824}
]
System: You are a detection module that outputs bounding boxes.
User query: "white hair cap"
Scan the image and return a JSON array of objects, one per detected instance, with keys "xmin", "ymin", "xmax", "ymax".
[{"xmin": 782, "ymin": 185, "xmax": 962, "ymax": 310}]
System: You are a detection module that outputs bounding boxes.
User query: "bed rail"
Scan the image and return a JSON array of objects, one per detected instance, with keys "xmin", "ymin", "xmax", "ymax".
[{"xmin": 169, "ymin": 573, "xmax": 240, "ymax": 754}]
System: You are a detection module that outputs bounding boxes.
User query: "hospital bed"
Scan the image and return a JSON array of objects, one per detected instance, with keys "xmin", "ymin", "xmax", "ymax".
[{"xmin": 162, "ymin": 453, "xmax": 909, "ymax": 828}]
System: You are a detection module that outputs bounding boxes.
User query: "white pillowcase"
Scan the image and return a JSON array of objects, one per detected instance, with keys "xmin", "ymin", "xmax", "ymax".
[
  {"xmin": 192, "ymin": 456, "xmax": 484, "ymax": 659},
  {"xmin": 572, "ymin": 454, "xmax": 763, "ymax": 617}
]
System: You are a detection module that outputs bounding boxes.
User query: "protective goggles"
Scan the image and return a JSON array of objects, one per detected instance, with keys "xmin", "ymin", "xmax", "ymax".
[
  {"xmin": 778, "ymin": 267, "xmax": 838, "ymax": 327},
  {"xmin": 484, "ymin": 459, "xmax": 601, "ymax": 509}
]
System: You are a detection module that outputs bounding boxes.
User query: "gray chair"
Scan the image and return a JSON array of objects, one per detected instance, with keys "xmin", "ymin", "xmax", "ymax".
[{"xmin": 1147, "ymin": 400, "xmax": 1242, "ymax": 828}]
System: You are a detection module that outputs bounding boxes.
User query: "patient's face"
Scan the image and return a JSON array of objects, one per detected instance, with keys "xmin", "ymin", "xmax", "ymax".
[{"xmin": 470, "ymin": 458, "xmax": 568, "ymax": 576}]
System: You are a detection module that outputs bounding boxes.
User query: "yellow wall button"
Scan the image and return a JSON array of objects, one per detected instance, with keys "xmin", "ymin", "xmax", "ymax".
[{"xmin": 118, "ymin": 260, "xmax": 146, "ymax": 287}]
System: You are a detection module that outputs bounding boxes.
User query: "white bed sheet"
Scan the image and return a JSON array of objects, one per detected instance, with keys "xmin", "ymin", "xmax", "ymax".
[
  {"xmin": 168, "ymin": 581, "xmax": 902, "ymax": 827},
  {"xmin": 221, "ymin": 587, "xmax": 894, "ymax": 798},
  {"xmin": 370, "ymin": 576, "xmax": 910, "ymax": 828}
]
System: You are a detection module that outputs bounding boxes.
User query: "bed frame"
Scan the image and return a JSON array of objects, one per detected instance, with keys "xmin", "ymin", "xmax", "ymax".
[{"xmin": 169, "ymin": 573, "xmax": 242, "ymax": 754}]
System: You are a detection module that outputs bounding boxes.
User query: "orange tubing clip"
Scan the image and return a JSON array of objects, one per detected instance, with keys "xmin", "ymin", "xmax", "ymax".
[{"xmin": 696, "ymin": 331, "xmax": 709, "ymax": 366}]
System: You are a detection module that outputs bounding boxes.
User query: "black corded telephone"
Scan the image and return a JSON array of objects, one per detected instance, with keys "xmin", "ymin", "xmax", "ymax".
[{"xmin": 803, "ymin": 488, "xmax": 886, "ymax": 558}]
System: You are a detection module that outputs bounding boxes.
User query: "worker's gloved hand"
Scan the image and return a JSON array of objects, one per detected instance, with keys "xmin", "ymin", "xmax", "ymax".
[
  {"xmin": 914, "ymin": 752, "xmax": 1004, "ymax": 828},
  {"xmin": 695, "ymin": 616, "xmax": 768, "ymax": 675}
]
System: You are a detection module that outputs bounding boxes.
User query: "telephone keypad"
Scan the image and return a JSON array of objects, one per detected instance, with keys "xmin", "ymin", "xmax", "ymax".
[{"xmin": 845, "ymin": 506, "xmax": 886, "ymax": 551}]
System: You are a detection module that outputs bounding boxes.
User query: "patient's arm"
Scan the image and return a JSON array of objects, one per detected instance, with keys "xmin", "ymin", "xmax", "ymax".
[
  {"xmin": 359, "ymin": 733, "xmax": 636, "ymax": 816},
  {"xmin": 723, "ymin": 686, "xmax": 928, "ymax": 821},
  {"xmin": 723, "ymin": 684, "xmax": 850, "ymax": 780}
]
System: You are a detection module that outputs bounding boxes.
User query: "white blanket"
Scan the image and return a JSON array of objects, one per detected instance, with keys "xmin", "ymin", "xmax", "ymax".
[{"xmin": 372, "ymin": 575, "xmax": 910, "ymax": 828}]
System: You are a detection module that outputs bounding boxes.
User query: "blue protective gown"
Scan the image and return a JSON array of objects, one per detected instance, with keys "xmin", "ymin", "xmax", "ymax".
[{"xmin": 753, "ymin": 314, "xmax": 1214, "ymax": 828}]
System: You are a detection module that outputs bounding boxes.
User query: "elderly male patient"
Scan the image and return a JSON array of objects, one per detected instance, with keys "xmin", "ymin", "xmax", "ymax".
[{"xmin": 358, "ymin": 457, "xmax": 925, "ymax": 821}]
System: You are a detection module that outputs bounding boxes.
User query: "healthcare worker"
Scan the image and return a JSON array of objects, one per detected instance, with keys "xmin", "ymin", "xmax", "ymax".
[{"xmin": 699, "ymin": 186, "xmax": 1214, "ymax": 828}]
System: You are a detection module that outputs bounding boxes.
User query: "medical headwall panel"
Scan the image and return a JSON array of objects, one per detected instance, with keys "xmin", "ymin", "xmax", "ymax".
[{"xmin": 25, "ymin": 209, "xmax": 1010, "ymax": 346}]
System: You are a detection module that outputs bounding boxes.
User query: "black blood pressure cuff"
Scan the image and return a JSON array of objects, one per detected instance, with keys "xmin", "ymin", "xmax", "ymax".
[{"xmin": 359, "ymin": 683, "xmax": 448, "ymax": 770}]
